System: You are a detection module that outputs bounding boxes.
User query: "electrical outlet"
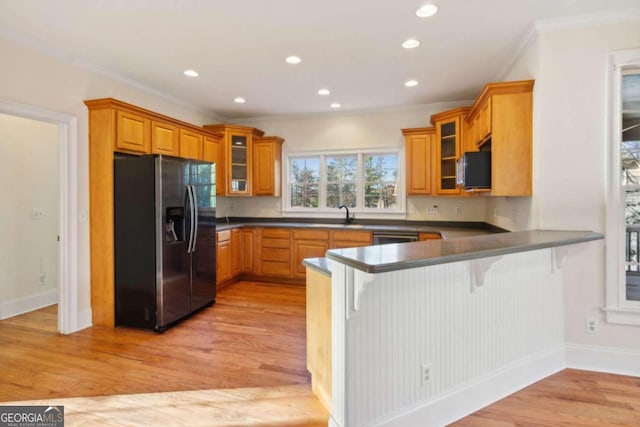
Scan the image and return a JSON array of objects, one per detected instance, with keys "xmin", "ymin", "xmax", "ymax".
[
  {"xmin": 31, "ymin": 208, "xmax": 44, "ymax": 220},
  {"xmin": 421, "ymin": 363, "xmax": 432, "ymax": 385},
  {"xmin": 585, "ymin": 316, "xmax": 599, "ymax": 334},
  {"xmin": 455, "ymin": 206, "xmax": 462, "ymax": 215},
  {"xmin": 39, "ymin": 272, "xmax": 46, "ymax": 286},
  {"xmin": 426, "ymin": 205, "xmax": 439, "ymax": 214}
]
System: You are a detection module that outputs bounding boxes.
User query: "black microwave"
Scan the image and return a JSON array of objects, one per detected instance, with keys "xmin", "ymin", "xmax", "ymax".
[{"xmin": 457, "ymin": 151, "xmax": 491, "ymax": 190}]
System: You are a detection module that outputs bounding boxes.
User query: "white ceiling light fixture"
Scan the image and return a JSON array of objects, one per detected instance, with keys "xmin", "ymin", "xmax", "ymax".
[
  {"xmin": 285, "ymin": 55, "xmax": 302, "ymax": 64},
  {"xmin": 183, "ymin": 69, "xmax": 199, "ymax": 77},
  {"xmin": 330, "ymin": 103, "xmax": 341, "ymax": 109},
  {"xmin": 234, "ymin": 97, "xmax": 246, "ymax": 104},
  {"xmin": 402, "ymin": 38, "xmax": 420, "ymax": 49},
  {"xmin": 416, "ymin": 3, "xmax": 439, "ymax": 18},
  {"xmin": 318, "ymin": 88, "xmax": 331, "ymax": 96},
  {"xmin": 405, "ymin": 80, "xmax": 419, "ymax": 87}
]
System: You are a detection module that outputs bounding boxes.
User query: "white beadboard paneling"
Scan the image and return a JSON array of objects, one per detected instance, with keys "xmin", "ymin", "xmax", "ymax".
[{"xmin": 331, "ymin": 248, "xmax": 566, "ymax": 427}]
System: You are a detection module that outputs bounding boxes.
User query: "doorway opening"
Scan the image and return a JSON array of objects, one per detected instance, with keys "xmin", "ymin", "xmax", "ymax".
[{"xmin": 0, "ymin": 99, "xmax": 79, "ymax": 334}]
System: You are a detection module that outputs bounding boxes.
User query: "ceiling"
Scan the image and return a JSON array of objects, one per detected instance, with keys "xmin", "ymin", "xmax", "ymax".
[{"xmin": 0, "ymin": 0, "xmax": 639, "ymax": 120}]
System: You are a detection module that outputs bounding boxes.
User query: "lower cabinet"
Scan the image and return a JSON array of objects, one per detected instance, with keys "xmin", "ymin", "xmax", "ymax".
[
  {"xmin": 240, "ymin": 228, "xmax": 256, "ymax": 274},
  {"xmin": 216, "ymin": 230, "xmax": 232, "ymax": 287},
  {"xmin": 419, "ymin": 232, "xmax": 442, "ymax": 241},
  {"xmin": 292, "ymin": 230, "xmax": 330, "ymax": 280},
  {"xmin": 231, "ymin": 228, "xmax": 241, "ymax": 277},
  {"xmin": 258, "ymin": 228, "xmax": 292, "ymax": 278},
  {"xmin": 330, "ymin": 230, "xmax": 372, "ymax": 248}
]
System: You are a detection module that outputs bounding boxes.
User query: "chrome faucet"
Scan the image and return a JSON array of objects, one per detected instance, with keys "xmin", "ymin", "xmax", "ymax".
[{"xmin": 338, "ymin": 204, "xmax": 352, "ymax": 225}]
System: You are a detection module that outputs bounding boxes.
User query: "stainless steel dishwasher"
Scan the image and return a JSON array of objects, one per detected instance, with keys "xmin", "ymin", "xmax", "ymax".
[{"xmin": 372, "ymin": 232, "xmax": 419, "ymax": 245}]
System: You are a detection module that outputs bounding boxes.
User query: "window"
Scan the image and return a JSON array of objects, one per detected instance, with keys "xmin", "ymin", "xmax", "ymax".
[
  {"xmin": 606, "ymin": 48, "xmax": 640, "ymax": 325},
  {"xmin": 286, "ymin": 149, "xmax": 403, "ymax": 213}
]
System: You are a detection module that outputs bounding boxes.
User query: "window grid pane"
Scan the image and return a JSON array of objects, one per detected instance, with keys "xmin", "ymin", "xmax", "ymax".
[
  {"xmin": 326, "ymin": 155, "xmax": 357, "ymax": 208},
  {"xmin": 290, "ymin": 157, "xmax": 320, "ymax": 208},
  {"xmin": 364, "ymin": 154, "xmax": 398, "ymax": 209}
]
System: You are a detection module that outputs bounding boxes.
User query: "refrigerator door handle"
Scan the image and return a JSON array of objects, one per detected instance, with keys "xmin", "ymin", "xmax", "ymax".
[
  {"xmin": 186, "ymin": 185, "xmax": 196, "ymax": 253},
  {"xmin": 190, "ymin": 185, "xmax": 199, "ymax": 252}
]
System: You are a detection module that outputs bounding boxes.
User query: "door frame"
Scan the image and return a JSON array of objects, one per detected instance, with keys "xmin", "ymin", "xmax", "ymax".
[{"xmin": 0, "ymin": 98, "xmax": 79, "ymax": 334}]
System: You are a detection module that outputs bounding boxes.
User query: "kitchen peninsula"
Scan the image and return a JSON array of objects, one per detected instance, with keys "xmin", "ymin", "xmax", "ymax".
[{"xmin": 310, "ymin": 230, "xmax": 602, "ymax": 427}]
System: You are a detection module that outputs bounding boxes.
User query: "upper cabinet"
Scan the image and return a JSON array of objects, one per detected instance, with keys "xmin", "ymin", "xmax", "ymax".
[
  {"xmin": 431, "ymin": 107, "xmax": 470, "ymax": 195},
  {"xmin": 253, "ymin": 135, "xmax": 284, "ymax": 196},
  {"xmin": 116, "ymin": 110, "xmax": 150, "ymax": 154},
  {"xmin": 179, "ymin": 128, "xmax": 203, "ymax": 160},
  {"xmin": 402, "ymin": 127, "xmax": 435, "ymax": 195},
  {"xmin": 151, "ymin": 121, "xmax": 179, "ymax": 156},
  {"xmin": 465, "ymin": 80, "xmax": 534, "ymax": 196},
  {"xmin": 203, "ymin": 124, "xmax": 266, "ymax": 196}
]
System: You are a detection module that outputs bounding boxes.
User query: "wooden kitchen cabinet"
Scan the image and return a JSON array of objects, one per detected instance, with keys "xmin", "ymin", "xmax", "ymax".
[
  {"xmin": 419, "ymin": 232, "xmax": 441, "ymax": 241},
  {"xmin": 240, "ymin": 227, "xmax": 256, "ymax": 274},
  {"xmin": 216, "ymin": 230, "xmax": 232, "ymax": 287},
  {"xmin": 151, "ymin": 120, "xmax": 179, "ymax": 156},
  {"xmin": 402, "ymin": 127, "xmax": 435, "ymax": 195},
  {"xmin": 465, "ymin": 80, "xmax": 534, "ymax": 196},
  {"xmin": 292, "ymin": 230, "xmax": 330, "ymax": 279},
  {"xmin": 179, "ymin": 128, "xmax": 203, "ymax": 160},
  {"xmin": 253, "ymin": 136, "xmax": 285, "ymax": 196},
  {"xmin": 203, "ymin": 124, "xmax": 266, "ymax": 196},
  {"xmin": 231, "ymin": 228, "xmax": 241, "ymax": 278},
  {"xmin": 116, "ymin": 110, "xmax": 150, "ymax": 154},
  {"xmin": 330, "ymin": 230, "xmax": 372, "ymax": 249},
  {"xmin": 258, "ymin": 228, "xmax": 292, "ymax": 277},
  {"xmin": 431, "ymin": 107, "xmax": 470, "ymax": 195},
  {"xmin": 202, "ymin": 134, "xmax": 223, "ymax": 195}
]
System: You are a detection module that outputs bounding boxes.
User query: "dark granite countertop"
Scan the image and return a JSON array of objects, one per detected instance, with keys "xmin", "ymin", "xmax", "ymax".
[
  {"xmin": 325, "ymin": 230, "xmax": 603, "ymax": 274},
  {"xmin": 213, "ymin": 217, "xmax": 500, "ymax": 239}
]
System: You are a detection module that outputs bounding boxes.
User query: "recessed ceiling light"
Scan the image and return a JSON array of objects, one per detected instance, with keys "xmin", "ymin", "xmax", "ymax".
[
  {"xmin": 234, "ymin": 97, "xmax": 246, "ymax": 104},
  {"xmin": 285, "ymin": 56, "xmax": 302, "ymax": 64},
  {"xmin": 416, "ymin": 3, "xmax": 439, "ymax": 18},
  {"xmin": 330, "ymin": 103, "xmax": 341, "ymax": 109},
  {"xmin": 402, "ymin": 39, "xmax": 421, "ymax": 49},
  {"xmin": 405, "ymin": 80, "xmax": 419, "ymax": 87},
  {"xmin": 183, "ymin": 69, "xmax": 199, "ymax": 77},
  {"xmin": 318, "ymin": 89, "xmax": 331, "ymax": 96}
]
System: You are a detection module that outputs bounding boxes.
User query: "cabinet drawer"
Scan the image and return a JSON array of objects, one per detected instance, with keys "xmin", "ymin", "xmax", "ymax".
[
  {"xmin": 331, "ymin": 230, "xmax": 372, "ymax": 243},
  {"xmin": 261, "ymin": 261, "xmax": 291, "ymax": 277},
  {"xmin": 217, "ymin": 230, "xmax": 231, "ymax": 243},
  {"xmin": 293, "ymin": 229, "xmax": 330, "ymax": 240},
  {"xmin": 419, "ymin": 232, "xmax": 441, "ymax": 241},
  {"xmin": 262, "ymin": 248, "xmax": 290, "ymax": 262},
  {"xmin": 262, "ymin": 228, "xmax": 291, "ymax": 239},
  {"xmin": 262, "ymin": 238, "xmax": 290, "ymax": 249}
]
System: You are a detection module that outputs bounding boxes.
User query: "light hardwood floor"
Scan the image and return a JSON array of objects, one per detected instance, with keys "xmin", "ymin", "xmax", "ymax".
[{"xmin": 2, "ymin": 281, "xmax": 639, "ymax": 426}]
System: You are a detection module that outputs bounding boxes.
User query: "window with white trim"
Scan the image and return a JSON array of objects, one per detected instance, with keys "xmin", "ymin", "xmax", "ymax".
[
  {"xmin": 286, "ymin": 149, "xmax": 403, "ymax": 213},
  {"xmin": 606, "ymin": 48, "xmax": 640, "ymax": 325}
]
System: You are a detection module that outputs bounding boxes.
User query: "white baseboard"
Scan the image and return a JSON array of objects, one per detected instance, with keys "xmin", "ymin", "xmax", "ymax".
[
  {"xmin": 566, "ymin": 343, "xmax": 640, "ymax": 377},
  {"xmin": 0, "ymin": 289, "xmax": 58, "ymax": 320},
  {"xmin": 374, "ymin": 346, "xmax": 566, "ymax": 427}
]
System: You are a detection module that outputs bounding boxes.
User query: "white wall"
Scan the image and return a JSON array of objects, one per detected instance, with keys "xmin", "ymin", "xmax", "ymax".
[
  {"xmin": 0, "ymin": 113, "xmax": 58, "ymax": 307},
  {"xmin": 526, "ymin": 21, "xmax": 640, "ymax": 350},
  {"xmin": 0, "ymin": 36, "xmax": 217, "ymax": 321}
]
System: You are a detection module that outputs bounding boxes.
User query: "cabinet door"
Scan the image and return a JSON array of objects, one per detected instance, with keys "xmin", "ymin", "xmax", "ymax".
[
  {"xmin": 241, "ymin": 228, "xmax": 255, "ymax": 274},
  {"xmin": 435, "ymin": 117, "xmax": 461, "ymax": 195},
  {"xmin": 404, "ymin": 131, "xmax": 434, "ymax": 195},
  {"xmin": 231, "ymin": 228, "xmax": 241, "ymax": 277},
  {"xmin": 419, "ymin": 232, "xmax": 441, "ymax": 241},
  {"xmin": 292, "ymin": 230, "xmax": 330, "ymax": 280},
  {"xmin": 151, "ymin": 121, "xmax": 179, "ymax": 155},
  {"xmin": 179, "ymin": 129, "xmax": 203, "ymax": 160},
  {"xmin": 253, "ymin": 137, "xmax": 283, "ymax": 196},
  {"xmin": 202, "ymin": 135, "xmax": 222, "ymax": 195},
  {"xmin": 116, "ymin": 110, "xmax": 150, "ymax": 153},
  {"xmin": 216, "ymin": 239, "xmax": 232, "ymax": 286},
  {"xmin": 228, "ymin": 132, "xmax": 252, "ymax": 195}
]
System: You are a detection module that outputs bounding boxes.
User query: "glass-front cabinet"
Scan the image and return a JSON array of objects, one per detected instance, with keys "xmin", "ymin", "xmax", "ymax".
[
  {"xmin": 203, "ymin": 124, "xmax": 265, "ymax": 196},
  {"xmin": 432, "ymin": 107, "xmax": 469, "ymax": 195}
]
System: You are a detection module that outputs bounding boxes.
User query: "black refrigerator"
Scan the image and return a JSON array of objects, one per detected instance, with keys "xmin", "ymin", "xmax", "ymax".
[{"xmin": 114, "ymin": 154, "xmax": 216, "ymax": 331}]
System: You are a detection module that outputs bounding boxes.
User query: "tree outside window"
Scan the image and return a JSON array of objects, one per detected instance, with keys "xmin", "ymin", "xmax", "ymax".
[
  {"xmin": 290, "ymin": 157, "xmax": 320, "ymax": 208},
  {"xmin": 364, "ymin": 154, "xmax": 398, "ymax": 209},
  {"xmin": 326, "ymin": 155, "xmax": 357, "ymax": 208}
]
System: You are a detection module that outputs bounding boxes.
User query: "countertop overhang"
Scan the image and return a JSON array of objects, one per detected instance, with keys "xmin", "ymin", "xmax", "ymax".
[{"xmin": 325, "ymin": 230, "xmax": 603, "ymax": 274}]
